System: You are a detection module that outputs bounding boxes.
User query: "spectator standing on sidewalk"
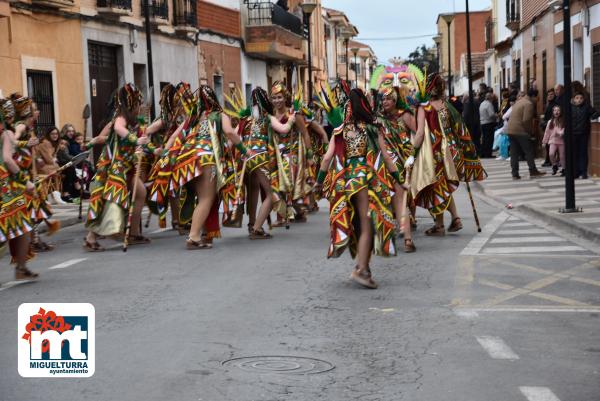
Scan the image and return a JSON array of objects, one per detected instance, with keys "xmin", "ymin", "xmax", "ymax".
[
  {"xmin": 542, "ymin": 105, "xmax": 565, "ymax": 176},
  {"xmin": 541, "ymin": 88, "xmax": 557, "ymax": 167},
  {"xmin": 479, "ymin": 92, "xmax": 497, "ymax": 158},
  {"xmin": 462, "ymin": 93, "xmax": 481, "ymax": 156},
  {"xmin": 571, "ymin": 91, "xmax": 599, "ymax": 179},
  {"xmin": 506, "ymin": 88, "xmax": 546, "ymax": 180}
]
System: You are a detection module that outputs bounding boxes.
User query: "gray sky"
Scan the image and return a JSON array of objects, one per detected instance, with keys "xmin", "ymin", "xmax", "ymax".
[{"xmin": 322, "ymin": 0, "xmax": 491, "ymax": 65}]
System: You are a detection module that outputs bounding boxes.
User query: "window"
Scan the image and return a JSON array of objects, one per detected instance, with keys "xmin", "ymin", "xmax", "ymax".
[
  {"xmin": 515, "ymin": 59, "xmax": 521, "ymax": 89},
  {"xmin": 213, "ymin": 75, "xmax": 223, "ymax": 105},
  {"xmin": 542, "ymin": 51, "xmax": 547, "ymax": 104},
  {"xmin": 593, "ymin": 44, "xmax": 600, "ymax": 110},
  {"xmin": 26, "ymin": 70, "xmax": 55, "ymax": 137}
]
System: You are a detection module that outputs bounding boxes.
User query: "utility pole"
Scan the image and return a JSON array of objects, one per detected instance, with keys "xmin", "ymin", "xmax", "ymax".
[
  {"xmin": 143, "ymin": 0, "xmax": 156, "ymax": 120},
  {"xmin": 465, "ymin": 1, "xmax": 475, "ymax": 129}
]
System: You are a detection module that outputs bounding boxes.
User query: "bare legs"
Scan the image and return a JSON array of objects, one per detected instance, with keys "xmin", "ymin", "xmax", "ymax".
[
  {"xmin": 433, "ymin": 195, "xmax": 459, "ymax": 228},
  {"xmin": 352, "ymin": 188, "xmax": 372, "ymax": 272},
  {"xmin": 129, "ymin": 176, "xmax": 146, "ymax": 237},
  {"xmin": 392, "ymin": 183, "xmax": 412, "ymax": 240},
  {"xmin": 188, "ymin": 166, "xmax": 217, "ymax": 242},
  {"xmin": 251, "ymin": 169, "xmax": 272, "ymax": 232}
]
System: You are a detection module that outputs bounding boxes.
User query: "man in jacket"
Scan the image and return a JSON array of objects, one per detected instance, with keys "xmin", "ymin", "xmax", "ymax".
[
  {"xmin": 506, "ymin": 89, "xmax": 546, "ymax": 179},
  {"xmin": 479, "ymin": 92, "xmax": 497, "ymax": 158},
  {"xmin": 571, "ymin": 92, "xmax": 599, "ymax": 179}
]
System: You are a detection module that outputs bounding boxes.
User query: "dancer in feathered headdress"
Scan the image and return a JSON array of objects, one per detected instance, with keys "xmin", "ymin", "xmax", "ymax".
[
  {"xmin": 269, "ymin": 81, "xmax": 313, "ymax": 226},
  {"xmin": 244, "ymin": 87, "xmax": 301, "ymax": 239},
  {"xmin": 314, "ymin": 88, "xmax": 405, "ymax": 289},
  {"xmin": 0, "ymin": 97, "xmax": 39, "ymax": 280},
  {"xmin": 411, "ymin": 72, "xmax": 486, "ymax": 236},
  {"xmin": 376, "ymin": 82, "xmax": 418, "ymax": 253},
  {"xmin": 84, "ymin": 83, "xmax": 156, "ymax": 251}
]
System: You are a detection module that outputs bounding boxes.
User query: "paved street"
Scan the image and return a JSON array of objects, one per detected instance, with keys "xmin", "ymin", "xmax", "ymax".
[{"xmin": 1, "ymin": 186, "xmax": 599, "ymax": 401}]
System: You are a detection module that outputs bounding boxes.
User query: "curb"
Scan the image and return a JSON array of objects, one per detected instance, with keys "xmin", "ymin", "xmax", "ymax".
[
  {"xmin": 38, "ymin": 215, "xmax": 84, "ymax": 235},
  {"xmin": 474, "ymin": 182, "xmax": 600, "ymax": 246}
]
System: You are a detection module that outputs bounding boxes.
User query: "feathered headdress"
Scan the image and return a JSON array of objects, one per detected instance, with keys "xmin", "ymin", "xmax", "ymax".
[
  {"xmin": 198, "ymin": 85, "xmax": 223, "ymax": 114},
  {"xmin": 315, "ymin": 82, "xmax": 343, "ymax": 128},
  {"xmin": 251, "ymin": 87, "xmax": 274, "ymax": 117},
  {"xmin": 10, "ymin": 94, "xmax": 33, "ymax": 120},
  {"xmin": 0, "ymin": 98, "xmax": 15, "ymax": 125},
  {"xmin": 159, "ymin": 83, "xmax": 177, "ymax": 122},
  {"xmin": 223, "ymin": 86, "xmax": 250, "ymax": 119},
  {"xmin": 412, "ymin": 65, "xmax": 430, "ymax": 104},
  {"xmin": 114, "ymin": 83, "xmax": 143, "ymax": 114},
  {"xmin": 174, "ymin": 82, "xmax": 197, "ymax": 117}
]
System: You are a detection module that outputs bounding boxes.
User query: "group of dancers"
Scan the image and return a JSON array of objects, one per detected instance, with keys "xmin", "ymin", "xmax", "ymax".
[{"xmin": 0, "ymin": 65, "xmax": 486, "ymax": 289}]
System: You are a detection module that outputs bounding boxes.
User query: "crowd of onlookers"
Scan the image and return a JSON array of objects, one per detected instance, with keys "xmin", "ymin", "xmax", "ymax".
[
  {"xmin": 34, "ymin": 123, "xmax": 92, "ymax": 204},
  {"xmin": 454, "ymin": 80, "xmax": 599, "ymax": 180}
]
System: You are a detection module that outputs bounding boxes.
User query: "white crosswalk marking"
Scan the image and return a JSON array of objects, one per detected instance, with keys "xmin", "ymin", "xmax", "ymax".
[
  {"xmin": 483, "ymin": 245, "xmax": 585, "ymax": 254},
  {"xmin": 476, "ymin": 336, "xmax": 519, "ymax": 360},
  {"xmin": 519, "ymin": 386, "xmax": 562, "ymax": 401},
  {"xmin": 497, "ymin": 228, "xmax": 549, "ymax": 235},
  {"xmin": 490, "ymin": 236, "xmax": 566, "ymax": 244},
  {"xmin": 502, "ymin": 222, "xmax": 535, "ymax": 227},
  {"xmin": 48, "ymin": 258, "xmax": 88, "ymax": 270},
  {"xmin": 0, "ymin": 280, "xmax": 34, "ymax": 292}
]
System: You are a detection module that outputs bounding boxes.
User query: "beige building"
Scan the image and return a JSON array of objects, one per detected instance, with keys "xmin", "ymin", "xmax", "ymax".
[{"xmin": 0, "ymin": 0, "xmax": 86, "ymax": 134}]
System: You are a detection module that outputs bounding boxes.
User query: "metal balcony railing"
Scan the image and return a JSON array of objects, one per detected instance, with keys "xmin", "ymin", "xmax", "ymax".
[
  {"xmin": 505, "ymin": 0, "xmax": 520, "ymax": 29},
  {"xmin": 152, "ymin": 0, "xmax": 168, "ymax": 19},
  {"xmin": 97, "ymin": 0, "xmax": 132, "ymax": 11},
  {"xmin": 244, "ymin": 0, "xmax": 303, "ymax": 37},
  {"xmin": 173, "ymin": 0, "xmax": 197, "ymax": 27}
]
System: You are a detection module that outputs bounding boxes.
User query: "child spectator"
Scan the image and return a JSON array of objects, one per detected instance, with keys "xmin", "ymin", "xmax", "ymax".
[{"xmin": 542, "ymin": 105, "xmax": 565, "ymax": 176}]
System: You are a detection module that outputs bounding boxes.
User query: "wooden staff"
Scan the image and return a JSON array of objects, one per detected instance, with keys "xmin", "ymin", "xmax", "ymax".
[
  {"xmin": 464, "ymin": 180, "xmax": 482, "ymax": 233},
  {"xmin": 400, "ymin": 166, "xmax": 412, "ymax": 233},
  {"xmin": 79, "ymin": 104, "xmax": 91, "ymax": 219},
  {"xmin": 124, "ymin": 91, "xmax": 153, "ymax": 252}
]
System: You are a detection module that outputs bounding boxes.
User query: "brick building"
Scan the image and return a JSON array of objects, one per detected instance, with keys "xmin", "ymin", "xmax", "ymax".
[
  {"xmin": 436, "ymin": 10, "xmax": 492, "ymax": 96},
  {"xmin": 196, "ymin": 0, "xmax": 242, "ymax": 104}
]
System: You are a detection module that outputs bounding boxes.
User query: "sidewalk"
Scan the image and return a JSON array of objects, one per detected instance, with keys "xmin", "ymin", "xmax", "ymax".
[
  {"xmin": 38, "ymin": 202, "xmax": 87, "ymax": 234},
  {"xmin": 475, "ymin": 159, "xmax": 600, "ymax": 244}
]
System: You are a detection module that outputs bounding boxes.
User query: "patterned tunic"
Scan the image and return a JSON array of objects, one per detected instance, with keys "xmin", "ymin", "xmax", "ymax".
[
  {"xmin": 324, "ymin": 121, "xmax": 396, "ymax": 259},
  {"xmin": 378, "ymin": 112, "xmax": 415, "ymax": 185}
]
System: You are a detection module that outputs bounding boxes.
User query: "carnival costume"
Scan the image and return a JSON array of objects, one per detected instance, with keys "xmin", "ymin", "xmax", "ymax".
[
  {"xmin": 411, "ymin": 73, "xmax": 486, "ymax": 217},
  {"xmin": 316, "ymin": 86, "xmax": 396, "ymax": 259},
  {"xmin": 86, "ymin": 83, "xmax": 155, "ymax": 238}
]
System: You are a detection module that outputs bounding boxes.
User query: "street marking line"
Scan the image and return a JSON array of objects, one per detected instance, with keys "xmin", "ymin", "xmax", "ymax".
[
  {"xmin": 489, "ymin": 258, "xmax": 555, "ymax": 275},
  {"xmin": 456, "ymin": 306, "xmax": 600, "ymax": 312},
  {"xmin": 496, "ymin": 228, "xmax": 549, "ymax": 235},
  {"xmin": 502, "ymin": 222, "xmax": 534, "ymax": 227},
  {"xmin": 519, "ymin": 386, "xmax": 561, "ymax": 401},
  {"xmin": 48, "ymin": 258, "xmax": 88, "ymax": 270},
  {"xmin": 460, "ymin": 212, "xmax": 509, "ymax": 256},
  {"xmin": 479, "ymin": 278, "xmax": 514, "ymax": 291},
  {"xmin": 451, "ymin": 256, "xmax": 475, "ymax": 306},
  {"xmin": 482, "ymin": 245, "xmax": 585, "ymax": 254},
  {"xmin": 570, "ymin": 276, "xmax": 600, "ymax": 288},
  {"xmin": 476, "ymin": 336, "xmax": 520, "ymax": 360},
  {"xmin": 454, "ymin": 309, "xmax": 479, "ymax": 319},
  {"xmin": 574, "ymin": 217, "xmax": 600, "ymax": 224},
  {"xmin": 0, "ymin": 280, "xmax": 34, "ymax": 292},
  {"xmin": 528, "ymin": 291, "xmax": 589, "ymax": 306},
  {"xmin": 150, "ymin": 228, "xmax": 171, "ymax": 234},
  {"xmin": 489, "ymin": 236, "xmax": 566, "ymax": 244}
]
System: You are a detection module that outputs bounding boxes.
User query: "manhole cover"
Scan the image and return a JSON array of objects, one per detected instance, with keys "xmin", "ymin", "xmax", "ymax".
[{"xmin": 222, "ymin": 356, "xmax": 334, "ymax": 375}]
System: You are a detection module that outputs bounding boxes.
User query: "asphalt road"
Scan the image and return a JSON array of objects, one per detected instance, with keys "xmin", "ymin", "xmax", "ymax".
[{"xmin": 1, "ymin": 187, "xmax": 599, "ymax": 401}]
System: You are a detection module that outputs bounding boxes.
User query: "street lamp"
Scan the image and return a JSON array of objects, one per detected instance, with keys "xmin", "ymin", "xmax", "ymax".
[
  {"xmin": 143, "ymin": 0, "xmax": 155, "ymax": 119},
  {"xmin": 301, "ymin": 1, "xmax": 317, "ymax": 105},
  {"xmin": 351, "ymin": 47, "xmax": 359, "ymax": 88},
  {"xmin": 344, "ymin": 34, "xmax": 350, "ymax": 83},
  {"xmin": 559, "ymin": 0, "xmax": 579, "ymax": 213},
  {"xmin": 441, "ymin": 13, "xmax": 455, "ymax": 97}
]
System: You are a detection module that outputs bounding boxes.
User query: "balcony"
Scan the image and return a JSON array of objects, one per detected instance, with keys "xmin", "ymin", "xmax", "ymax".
[
  {"xmin": 97, "ymin": 0, "xmax": 132, "ymax": 16},
  {"xmin": 244, "ymin": 1, "xmax": 304, "ymax": 62},
  {"xmin": 505, "ymin": 0, "xmax": 520, "ymax": 31},
  {"xmin": 151, "ymin": 0, "xmax": 168, "ymax": 25},
  {"xmin": 173, "ymin": 0, "xmax": 197, "ymax": 34},
  {"xmin": 31, "ymin": 0, "xmax": 74, "ymax": 9}
]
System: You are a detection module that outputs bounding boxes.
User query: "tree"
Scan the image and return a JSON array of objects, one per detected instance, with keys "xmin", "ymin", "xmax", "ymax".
[{"xmin": 405, "ymin": 44, "xmax": 439, "ymax": 73}]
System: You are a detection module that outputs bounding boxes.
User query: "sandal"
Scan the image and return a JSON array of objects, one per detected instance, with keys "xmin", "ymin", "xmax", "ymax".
[
  {"xmin": 404, "ymin": 238, "xmax": 416, "ymax": 253},
  {"xmin": 447, "ymin": 217, "xmax": 463, "ymax": 233},
  {"xmin": 186, "ymin": 237, "xmax": 212, "ymax": 250},
  {"xmin": 15, "ymin": 264, "xmax": 39, "ymax": 280},
  {"xmin": 271, "ymin": 220, "xmax": 287, "ymax": 228},
  {"xmin": 350, "ymin": 267, "xmax": 378, "ymax": 289},
  {"xmin": 31, "ymin": 241, "xmax": 54, "ymax": 253},
  {"xmin": 425, "ymin": 225, "xmax": 445, "ymax": 237},
  {"xmin": 127, "ymin": 235, "xmax": 151, "ymax": 245},
  {"xmin": 83, "ymin": 238, "xmax": 105, "ymax": 252},
  {"xmin": 249, "ymin": 228, "xmax": 272, "ymax": 240}
]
